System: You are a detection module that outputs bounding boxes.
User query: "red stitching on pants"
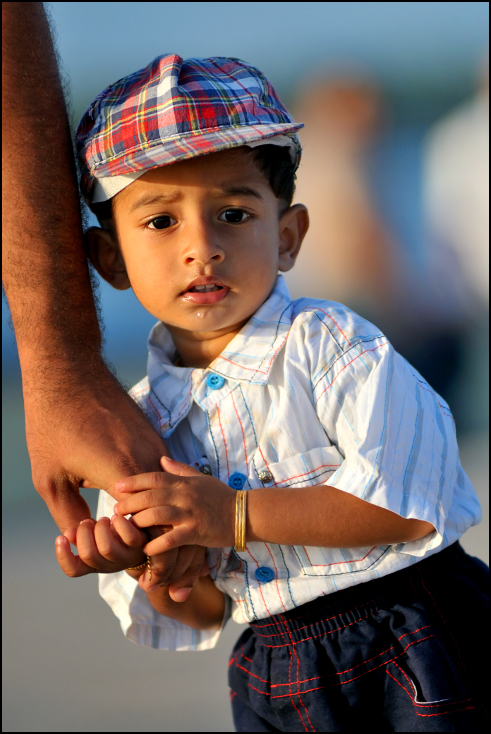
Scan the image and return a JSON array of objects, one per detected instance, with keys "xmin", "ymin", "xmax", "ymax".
[
  {"xmin": 281, "ymin": 615, "xmax": 314, "ymax": 732},
  {"xmin": 397, "ymin": 624, "xmax": 431, "ymax": 642},
  {"xmin": 260, "ymin": 610, "xmax": 379, "ymax": 646},
  {"xmin": 240, "ymin": 634, "xmax": 437, "ymax": 699},
  {"xmin": 391, "ymin": 661, "xmax": 472, "ymax": 710},
  {"xmin": 286, "ymin": 642, "xmax": 309, "ymax": 732},
  {"xmin": 253, "ymin": 602, "xmax": 381, "ymax": 637},
  {"xmin": 239, "ymin": 625, "xmax": 433, "ymax": 688},
  {"xmin": 385, "ymin": 669, "xmax": 474, "ymax": 718},
  {"xmin": 391, "ymin": 660, "xmax": 417, "ymax": 693},
  {"xmin": 252, "ymin": 597, "xmax": 378, "ymax": 628},
  {"xmin": 234, "ymin": 660, "xmax": 271, "ymax": 685}
]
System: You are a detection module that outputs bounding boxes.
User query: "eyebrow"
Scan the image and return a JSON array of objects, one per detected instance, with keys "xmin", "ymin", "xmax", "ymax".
[
  {"xmin": 127, "ymin": 184, "xmax": 264, "ymax": 214},
  {"xmin": 219, "ymin": 186, "xmax": 263, "ymax": 201},
  {"xmin": 128, "ymin": 192, "xmax": 181, "ymax": 214}
]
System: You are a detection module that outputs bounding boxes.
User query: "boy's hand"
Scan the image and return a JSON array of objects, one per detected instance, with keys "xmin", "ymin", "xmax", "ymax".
[
  {"xmin": 55, "ymin": 515, "xmax": 147, "ymax": 576},
  {"xmin": 113, "ymin": 457, "xmax": 236, "ymax": 554},
  {"xmin": 56, "ymin": 515, "xmax": 208, "ymax": 601}
]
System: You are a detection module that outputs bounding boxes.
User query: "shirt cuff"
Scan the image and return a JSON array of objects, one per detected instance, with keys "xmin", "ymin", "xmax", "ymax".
[{"xmin": 98, "ymin": 571, "xmax": 232, "ymax": 651}]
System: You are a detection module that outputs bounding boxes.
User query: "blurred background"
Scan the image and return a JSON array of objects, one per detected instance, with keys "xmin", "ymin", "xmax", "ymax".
[{"xmin": 3, "ymin": 2, "xmax": 489, "ymax": 731}]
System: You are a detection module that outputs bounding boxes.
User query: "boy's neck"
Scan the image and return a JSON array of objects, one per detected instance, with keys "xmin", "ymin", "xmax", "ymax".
[{"xmin": 167, "ymin": 322, "xmax": 247, "ymax": 369}]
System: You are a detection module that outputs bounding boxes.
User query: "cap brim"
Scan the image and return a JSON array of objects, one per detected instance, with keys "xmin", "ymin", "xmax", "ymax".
[{"xmin": 91, "ymin": 122, "xmax": 303, "ymax": 180}]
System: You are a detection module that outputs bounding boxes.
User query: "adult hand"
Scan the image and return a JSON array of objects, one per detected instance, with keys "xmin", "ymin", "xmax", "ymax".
[
  {"xmin": 24, "ymin": 360, "xmax": 207, "ymax": 590},
  {"xmin": 23, "ymin": 362, "xmax": 170, "ymax": 533}
]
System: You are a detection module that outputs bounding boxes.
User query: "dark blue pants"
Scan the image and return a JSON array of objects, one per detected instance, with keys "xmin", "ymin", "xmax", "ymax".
[{"xmin": 229, "ymin": 543, "xmax": 489, "ymax": 732}]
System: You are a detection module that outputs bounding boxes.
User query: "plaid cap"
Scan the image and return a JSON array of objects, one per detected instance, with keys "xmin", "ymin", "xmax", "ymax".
[{"xmin": 76, "ymin": 54, "xmax": 303, "ymax": 205}]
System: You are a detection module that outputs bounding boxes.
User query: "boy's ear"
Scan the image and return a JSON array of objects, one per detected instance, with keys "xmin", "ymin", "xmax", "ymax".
[
  {"xmin": 84, "ymin": 226, "xmax": 131, "ymax": 290},
  {"xmin": 277, "ymin": 204, "xmax": 309, "ymax": 272}
]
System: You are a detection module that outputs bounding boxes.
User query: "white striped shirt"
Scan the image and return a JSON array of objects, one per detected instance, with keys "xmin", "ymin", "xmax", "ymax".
[{"xmin": 97, "ymin": 275, "xmax": 481, "ymax": 651}]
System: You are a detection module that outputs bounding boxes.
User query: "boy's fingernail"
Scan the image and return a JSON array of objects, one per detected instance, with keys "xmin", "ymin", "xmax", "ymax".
[
  {"xmin": 113, "ymin": 503, "xmax": 119, "ymax": 512},
  {"xmin": 55, "ymin": 536, "xmax": 64, "ymax": 546},
  {"xmin": 116, "ymin": 481, "xmax": 124, "ymax": 489}
]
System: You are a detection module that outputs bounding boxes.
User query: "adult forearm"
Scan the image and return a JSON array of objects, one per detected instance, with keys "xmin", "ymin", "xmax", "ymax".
[
  {"xmin": 2, "ymin": 2, "xmax": 101, "ymax": 369},
  {"xmin": 247, "ymin": 485, "xmax": 434, "ymax": 548}
]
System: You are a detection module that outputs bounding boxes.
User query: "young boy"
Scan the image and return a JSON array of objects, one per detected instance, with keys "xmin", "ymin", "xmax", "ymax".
[{"xmin": 57, "ymin": 54, "xmax": 487, "ymax": 731}]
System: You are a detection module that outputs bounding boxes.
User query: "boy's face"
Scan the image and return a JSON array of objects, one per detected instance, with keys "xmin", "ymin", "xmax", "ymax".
[{"xmin": 88, "ymin": 148, "xmax": 308, "ymax": 360}]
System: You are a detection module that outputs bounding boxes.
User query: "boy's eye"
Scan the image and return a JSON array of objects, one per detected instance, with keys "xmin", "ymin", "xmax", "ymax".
[
  {"xmin": 219, "ymin": 209, "xmax": 250, "ymax": 224},
  {"xmin": 147, "ymin": 215, "xmax": 176, "ymax": 230}
]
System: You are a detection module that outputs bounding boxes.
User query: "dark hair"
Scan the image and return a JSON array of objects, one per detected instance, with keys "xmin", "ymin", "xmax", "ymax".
[
  {"xmin": 90, "ymin": 143, "xmax": 298, "ymax": 225},
  {"xmin": 250, "ymin": 144, "xmax": 298, "ymax": 212}
]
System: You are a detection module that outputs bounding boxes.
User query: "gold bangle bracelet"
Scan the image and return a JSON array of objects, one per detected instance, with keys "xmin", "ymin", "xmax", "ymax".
[
  {"xmin": 127, "ymin": 556, "xmax": 152, "ymax": 582},
  {"xmin": 235, "ymin": 490, "xmax": 247, "ymax": 552}
]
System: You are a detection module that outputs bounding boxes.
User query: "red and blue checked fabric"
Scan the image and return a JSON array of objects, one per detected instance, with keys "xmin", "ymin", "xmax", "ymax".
[
  {"xmin": 96, "ymin": 275, "xmax": 481, "ymax": 652},
  {"xmin": 76, "ymin": 54, "xmax": 303, "ymax": 203}
]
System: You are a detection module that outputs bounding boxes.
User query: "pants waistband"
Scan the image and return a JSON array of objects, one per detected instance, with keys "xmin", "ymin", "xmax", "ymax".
[{"xmin": 248, "ymin": 543, "xmax": 465, "ymax": 645}]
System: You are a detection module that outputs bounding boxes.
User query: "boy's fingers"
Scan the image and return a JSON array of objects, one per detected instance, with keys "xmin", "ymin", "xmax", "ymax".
[
  {"xmin": 160, "ymin": 456, "xmax": 202, "ymax": 477},
  {"xmin": 111, "ymin": 514, "xmax": 147, "ymax": 548},
  {"xmin": 155, "ymin": 543, "xmax": 196, "ymax": 585},
  {"xmin": 55, "ymin": 536, "xmax": 94, "ymax": 578},
  {"xmin": 143, "ymin": 526, "xmax": 193, "ymax": 555},
  {"xmin": 140, "ymin": 548, "xmax": 178, "ymax": 589},
  {"xmin": 114, "ymin": 489, "xmax": 173, "ymax": 516},
  {"xmin": 93, "ymin": 517, "xmax": 125, "ymax": 562},
  {"xmin": 115, "ymin": 472, "xmax": 175, "ymax": 493},
  {"xmin": 121, "ymin": 506, "xmax": 179, "ymax": 529},
  {"xmin": 77, "ymin": 518, "xmax": 111, "ymax": 570},
  {"xmin": 63, "ymin": 527, "xmax": 78, "ymax": 545},
  {"xmin": 167, "ymin": 546, "xmax": 207, "ymax": 600}
]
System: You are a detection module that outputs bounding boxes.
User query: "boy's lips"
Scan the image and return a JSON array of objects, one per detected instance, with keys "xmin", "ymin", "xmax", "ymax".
[{"xmin": 180, "ymin": 278, "xmax": 229, "ymax": 305}]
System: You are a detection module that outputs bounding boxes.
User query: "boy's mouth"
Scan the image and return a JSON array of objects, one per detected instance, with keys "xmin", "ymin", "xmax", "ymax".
[
  {"xmin": 181, "ymin": 280, "xmax": 229, "ymax": 305},
  {"xmin": 188, "ymin": 284, "xmax": 223, "ymax": 293}
]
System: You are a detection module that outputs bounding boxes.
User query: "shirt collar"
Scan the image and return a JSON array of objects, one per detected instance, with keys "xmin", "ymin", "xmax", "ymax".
[{"xmin": 146, "ymin": 275, "xmax": 292, "ymax": 435}]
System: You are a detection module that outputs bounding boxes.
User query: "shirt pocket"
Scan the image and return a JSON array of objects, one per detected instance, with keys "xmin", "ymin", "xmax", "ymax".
[
  {"xmin": 254, "ymin": 445, "xmax": 389, "ymax": 578},
  {"xmin": 253, "ymin": 445, "xmax": 343, "ymax": 489}
]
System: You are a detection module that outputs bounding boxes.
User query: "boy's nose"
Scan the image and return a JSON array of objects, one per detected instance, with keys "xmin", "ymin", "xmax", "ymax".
[{"xmin": 181, "ymin": 221, "xmax": 225, "ymax": 265}]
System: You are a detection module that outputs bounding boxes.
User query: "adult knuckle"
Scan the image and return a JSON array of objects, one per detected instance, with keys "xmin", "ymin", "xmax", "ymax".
[
  {"xmin": 150, "ymin": 507, "xmax": 162, "ymax": 526},
  {"xmin": 148, "ymin": 472, "xmax": 163, "ymax": 487}
]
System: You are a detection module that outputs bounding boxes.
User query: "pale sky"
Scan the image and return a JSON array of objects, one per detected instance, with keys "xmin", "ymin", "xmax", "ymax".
[{"xmin": 49, "ymin": 1, "xmax": 489, "ymax": 110}]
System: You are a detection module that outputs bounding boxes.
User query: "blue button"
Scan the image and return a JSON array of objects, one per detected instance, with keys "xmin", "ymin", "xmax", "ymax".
[
  {"xmin": 228, "ymin": 472, "xmax": 247, "ymax": 489},
  {"xmin": 206, "ymin": 373, "xmax": 225, "ymax": 390},
  {"xmin": 255, "ymin": 566, "xmax": 275, "ymax": 583}
]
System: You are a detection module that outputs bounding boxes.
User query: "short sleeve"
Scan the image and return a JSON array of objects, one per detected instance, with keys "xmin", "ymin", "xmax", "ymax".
[
  {"xmin": 96, "ymin": 490, "xmax": 231, "ymax": 651},
  {"xmin": 313, "ymin": 332, "xmax": 462, "ymax": 557}
]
